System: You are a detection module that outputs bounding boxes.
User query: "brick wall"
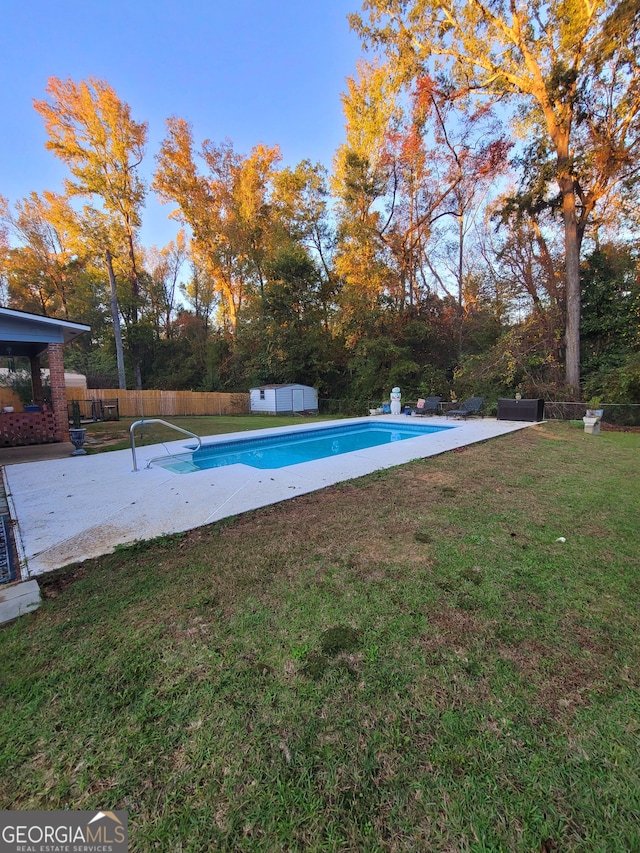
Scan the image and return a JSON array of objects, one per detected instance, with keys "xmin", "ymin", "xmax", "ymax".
[
  {"xmin": 47, "ymin": 343, "xmax": 69, "ymax": 441},
  {"xmin": 0, "ymin": 411, "xmax": 58, "ymax": 447}
]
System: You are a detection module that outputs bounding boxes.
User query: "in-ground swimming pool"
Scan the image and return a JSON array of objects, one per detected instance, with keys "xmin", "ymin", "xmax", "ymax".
[{"xmin": 157, "ymin": 420, "xmax": 454, "ymax": 472}]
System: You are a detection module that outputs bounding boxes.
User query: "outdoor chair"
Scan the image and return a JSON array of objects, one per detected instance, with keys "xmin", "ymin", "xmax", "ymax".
[
  {"xmin": 447, "ymin": 396, "xmax": 484, "ymax": 418},
  {"xmin": 413, "ymin": 396, "xmax": 441, "ymax": 416}
]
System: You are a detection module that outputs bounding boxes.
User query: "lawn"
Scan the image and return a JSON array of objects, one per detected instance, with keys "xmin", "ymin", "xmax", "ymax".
[
  {"xmin": 1, "ymin": 422, "xmax": 639, "ymax": 852},
  {"xmin": 82, "ymin": 414, "xmax": 342, "ymax": 453}
]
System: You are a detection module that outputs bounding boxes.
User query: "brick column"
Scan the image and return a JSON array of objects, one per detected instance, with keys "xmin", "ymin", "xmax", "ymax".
[
  {"xmin": 30, "ymin": 355, "xmax": 44, "ymax": 404},
  {"xmin": 48, "ymin": 343, "xmax": 69, "ymax": 441}
]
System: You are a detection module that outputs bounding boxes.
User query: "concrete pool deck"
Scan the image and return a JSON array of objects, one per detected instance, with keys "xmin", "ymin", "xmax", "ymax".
[{"xmin": 3, "ymin": 416, "xmax": 536, "ymax": 577}]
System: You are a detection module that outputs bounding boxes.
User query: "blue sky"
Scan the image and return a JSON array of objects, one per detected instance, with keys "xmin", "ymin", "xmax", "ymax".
[{"xmin": 1, "ymin": 0, "xmax": 364, "ymax": 248}]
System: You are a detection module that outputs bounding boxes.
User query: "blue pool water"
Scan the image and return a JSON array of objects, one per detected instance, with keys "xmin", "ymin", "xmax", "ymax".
[{"xmin": 169, "ymin": 420, "xmax": 454, "ymax": 471}]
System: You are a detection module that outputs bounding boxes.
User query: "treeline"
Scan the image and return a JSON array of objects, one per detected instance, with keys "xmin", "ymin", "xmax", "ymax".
[{"xmin": 1, "ymin": 0, "xmax": 639, "ymax": 406}]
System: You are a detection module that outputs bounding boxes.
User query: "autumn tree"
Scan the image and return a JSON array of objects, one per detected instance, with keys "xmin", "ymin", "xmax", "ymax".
[
  {"xmin": 145, "ymin": 231, "xmax": 187, "ymax": 338},
  {"xmin": 352, "ymin": 0, "xmax": 640, "ymax": 393},
  {"xmin": 179, "ymin": 259, "xmax": 219, "ymax": 330},
  {"xmin": 158, "ymin": 260, "xmax": 219, "ymax": 388},
  {"xmin": 0, "ymin": 191, "xmax": 94, "ymax": 318},
  {"xmin": 271, "ymin": 160, "xmax": 338, "ymax": 331},
  {"xmin": 34, "ymin": 76, "xmax": 148, "ymax": 388},
  {"xmin": 409, "ymin": 85, "xmax": 511, "ymax": 356},
  {"xmin": 0, "ymin": 197, "xmax": 8, "ymax": 304},
  {"xmin": 494, "ymin": 199, "xmax": 564, "ymax": 319},
  {"xmin": 333, "ymin": 60, "xmax": 398, "ymax": 330},
  {"xmin": 0, "ymin": 191, "xmax": 134, "ymax": 385},
  {"xmin": 333, "ymin": 59, "xmax": 509, "ymax": 377},
  {"xmin": 154, "ymin": 120, "xmax": 281, "ymax": 331}
]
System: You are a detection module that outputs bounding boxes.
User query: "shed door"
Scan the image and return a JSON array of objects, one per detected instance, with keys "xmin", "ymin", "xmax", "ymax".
[{"xmin": 292, "ymin": 388, "xmax": 305, "ymax": 412}]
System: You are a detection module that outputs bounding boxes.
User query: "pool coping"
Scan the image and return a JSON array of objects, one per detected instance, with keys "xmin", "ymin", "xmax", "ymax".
[
  {"xmin": 160, "ymin": 419, "xmax": 455, "ymax": 470},
  {"xmin": 4, "ymin": 415, "xmax": 537, "ymax": 577}
]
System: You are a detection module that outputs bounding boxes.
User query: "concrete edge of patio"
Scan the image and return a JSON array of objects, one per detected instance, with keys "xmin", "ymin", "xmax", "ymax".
[
  {"xmin": 4, "ymin": 416, "xmax": 537, "ymax": 584},
  {"xmin": 0, "ymin": 579, "xmax": 42, "ymax": 624}
]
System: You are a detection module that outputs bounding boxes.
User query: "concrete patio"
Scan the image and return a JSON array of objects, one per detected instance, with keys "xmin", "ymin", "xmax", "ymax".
[{"xmin": 2, "ymin": 416, "xmax": 536, "ymax": 579}]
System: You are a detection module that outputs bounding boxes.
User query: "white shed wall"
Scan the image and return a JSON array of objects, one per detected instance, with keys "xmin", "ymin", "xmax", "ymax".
[
  {"xmin": 249, "ymin": 385, "xmax": 318, "ymax": 414},
  {"xmin": 249, "ymin": 388, "xmax": 277, "ymax": 413}
]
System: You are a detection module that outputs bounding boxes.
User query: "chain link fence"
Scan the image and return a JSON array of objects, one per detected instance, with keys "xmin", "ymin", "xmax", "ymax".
[
  {"xmin": 320, "ymin": 397, "xmax": 640, "ymax": 426},
  {"xmin": 543, "ymin": 402, "xmax": 640, "ymax": 426}
]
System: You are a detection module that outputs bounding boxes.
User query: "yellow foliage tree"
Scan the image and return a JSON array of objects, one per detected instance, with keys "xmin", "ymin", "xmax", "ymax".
[
  {"xmin": 154, "ymin": 119, "xmax": 281, "ymax": 332},
  {"xmin": 34, "ymin": 76, "xmax": 148, "ymax": 388}
]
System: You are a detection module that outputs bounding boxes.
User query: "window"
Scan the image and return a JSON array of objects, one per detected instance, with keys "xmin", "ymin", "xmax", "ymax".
[{"xmin": 259, "ymin": 389, "xmax": 265, "ymax": 400}]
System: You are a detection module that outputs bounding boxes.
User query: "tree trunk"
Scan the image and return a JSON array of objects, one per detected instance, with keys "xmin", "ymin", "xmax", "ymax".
[
  {"xmin": 457, "ymin": 209, "xmax": 464, "ymax": 359},
  {"xmin": 124, "ymin": 229, "xmax": 144, "ymax": 390},
  {"xmin": 559, "ymin": 172, "xmax": 581, "ymax": 394},
  {"xmin": 106, "ymin": 249, "xmax": 127, "ymax": 390}
]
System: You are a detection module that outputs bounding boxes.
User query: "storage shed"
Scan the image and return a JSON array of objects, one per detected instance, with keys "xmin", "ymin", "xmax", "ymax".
[{"xmin": 250, "ymin": 383, "xmax": 318, "ymax": 415}]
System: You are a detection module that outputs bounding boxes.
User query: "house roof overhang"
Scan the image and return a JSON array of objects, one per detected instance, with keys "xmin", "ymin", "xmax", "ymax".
[{"xmin": 0, "ymin": 308, "xmax": 91, "ymax": 359}]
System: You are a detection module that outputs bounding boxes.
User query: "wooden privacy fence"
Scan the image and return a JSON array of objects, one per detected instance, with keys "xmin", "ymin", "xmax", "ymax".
[{"xmin": 66, "ymin": 388, "xmax": 250, "ymax": 418}]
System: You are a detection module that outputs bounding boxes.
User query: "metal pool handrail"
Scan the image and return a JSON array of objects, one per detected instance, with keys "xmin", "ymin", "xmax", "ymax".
[{"xmin": 130, "ymin": 419, "xmax": 202, "ymax": 472}]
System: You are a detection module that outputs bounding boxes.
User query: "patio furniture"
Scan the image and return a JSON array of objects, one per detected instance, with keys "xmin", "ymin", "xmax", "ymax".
[
  {"xmin": 413, "ymin": 396, "xmax": 441, "ymax": 416},
  {"xmin": 497, "ymin": 398, "xmax": 544, "ymax": 421},
  {"xmin": 447, "ymin": 397, "xmax": 485, "ymax": 418}
]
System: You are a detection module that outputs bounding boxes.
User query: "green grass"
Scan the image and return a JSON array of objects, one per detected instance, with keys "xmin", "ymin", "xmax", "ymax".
[
  {"xmin": 1, "ymin": 422, "xmax": 639, "ymax": 851},
  {"xmin": 82, "ymin": 414, "xmax": 340, "ymax": 453}
]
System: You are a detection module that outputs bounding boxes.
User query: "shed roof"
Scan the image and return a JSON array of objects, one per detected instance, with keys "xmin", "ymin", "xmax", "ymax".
[
  {"xmin": 251, "ymin": 383, "xmax": 316, "ymax": 391},
  {"xmin": 0, "ymin": 307, "xmax": 90, "ymax": 359}
]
